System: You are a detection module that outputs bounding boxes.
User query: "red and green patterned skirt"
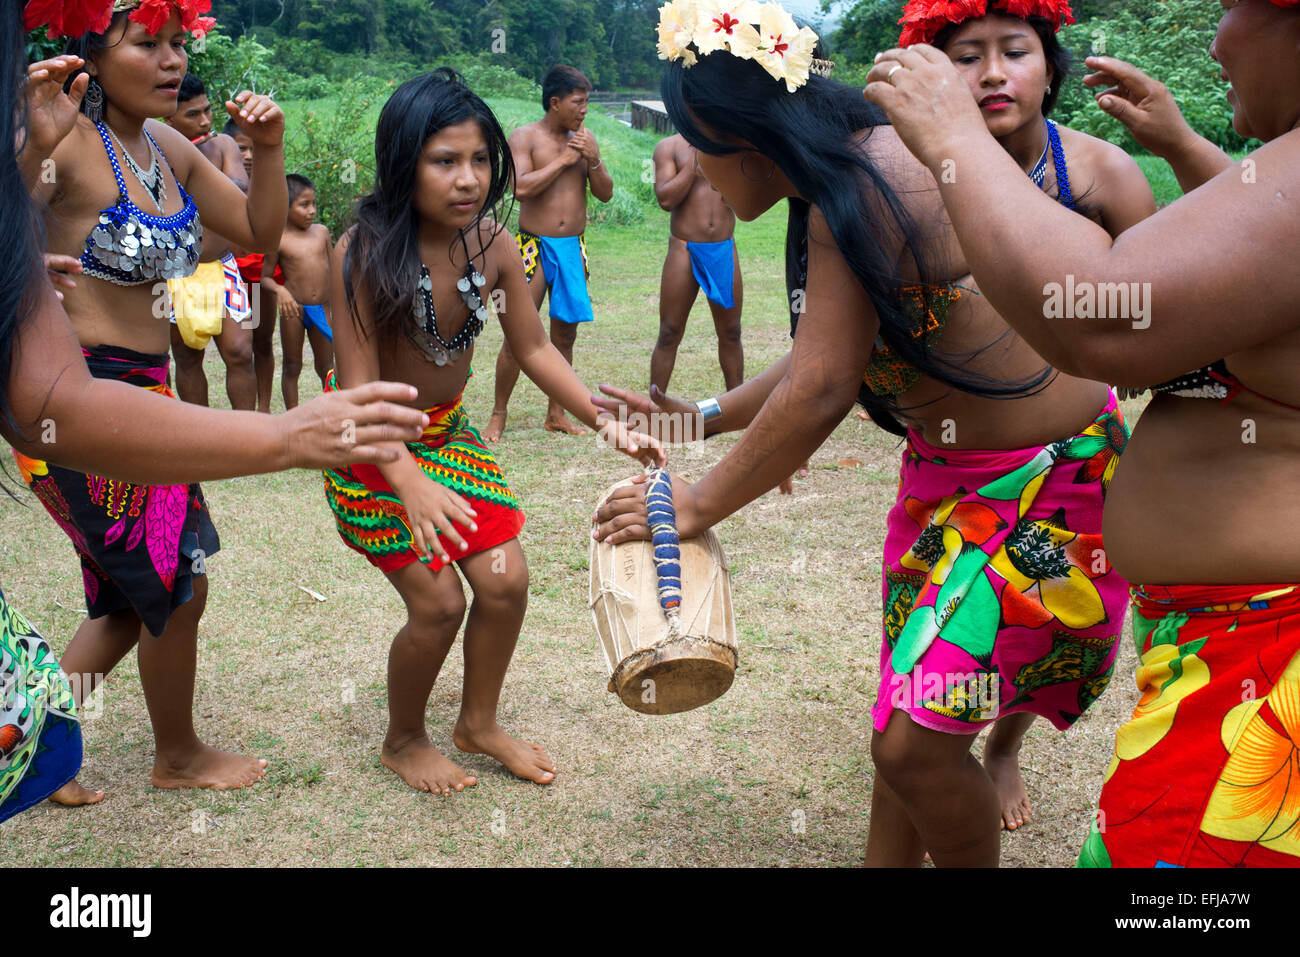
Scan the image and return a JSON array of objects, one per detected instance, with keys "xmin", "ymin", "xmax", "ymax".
[
  {"xmin": 322, "ymin": 373, "xmax": 524, "ymax": 573},
  {"xmin": 1079, "ymin": 583, "xmax": 1300, "ymax": 867}
]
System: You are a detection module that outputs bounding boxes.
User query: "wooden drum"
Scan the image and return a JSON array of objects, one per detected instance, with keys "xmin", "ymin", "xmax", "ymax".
[{"xmin": 589, "ymin": 478, "xmax": 738, "ymax": 715}]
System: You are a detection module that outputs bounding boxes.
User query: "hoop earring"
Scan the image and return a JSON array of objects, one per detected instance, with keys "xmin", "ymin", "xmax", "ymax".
[
  {"xmin": 83, "ymin": 77, "xmax": 104, "ymax": 124},
  {"xmin": 740, "ymin": 151, "xmax": 775, "ymax": 184}
]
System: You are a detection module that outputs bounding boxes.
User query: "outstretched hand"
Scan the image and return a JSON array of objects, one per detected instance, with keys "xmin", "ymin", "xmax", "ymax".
[
  {"xmin": 594, "ymin": 383, "xmax": 705, "ymax": 444},
  {"xmin": 596, "ymin": 416, "xmax": 668, "ymax": 469},
  {"xmin": 1083, "ymin": 56, "xmax": 1194, "ymax": 159},
  {"xmin": 225, "ymin": 91, "xmax": 285, "ymax": 147},
  {"xmin": 24, "ymin": 56, "xmax": 88, "ymax": 159},
  {"xmin": 864, "ymin": 45, "xmax": 989, "ymax": 172},
  {"xmin": 278, "ymin": 381, "xmax": 430, "ymax": 469}
]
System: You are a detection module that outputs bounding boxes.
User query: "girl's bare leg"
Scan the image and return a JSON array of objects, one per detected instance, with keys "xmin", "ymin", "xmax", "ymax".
[
  {"xmin": 380, "ymin": 560, "xmax": 477, "ymax": 795},
  {"xmin": 47, "ymin": 607, "xmax": 142, "ymax": 806},
  {"xmin": 863, "ymin": 776, "xmax": 928, "ymax": 867},
  {"xmin": 452, "ymin": 539, "xmax": 554, "ymax": 783},
  {"xmin": 251, "ymin": 288, "xmax": 277, "ymax": 414},
  {"xmin": 869, "ymin": 710, "xmax": 1001, "ymax": 867},
  {"xmin": 983, "ymin": 712, "xmax": 1036, "ymax": 830},
  {"xmin": 142, "ymin": 576, "xmax": 268, "ymax": 789}
]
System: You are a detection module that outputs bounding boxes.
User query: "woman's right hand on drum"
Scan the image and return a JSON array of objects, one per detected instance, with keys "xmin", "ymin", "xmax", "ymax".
[
  {"xmin": 594, "ymin": 384, "xmax": 705, "ymax": 444},
  {"xmin": 593, "ymin": 472, "xmax": 704, "ymax": 545},
  {"xmin": 1083, "ymin": 56, "xmax": 1196, "ymax": 160}
]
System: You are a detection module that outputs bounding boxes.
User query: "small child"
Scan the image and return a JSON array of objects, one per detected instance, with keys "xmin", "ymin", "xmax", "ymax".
[
  {"xmin": 264, "ymin": 174, "xmax": 333, "ymax": 409},
  {"xmin": 223, "ymin": 117, "xmax": 254, "ymax": 181},
  {"xmin": 325, "ymin": 70, "xmax": 660, "ymax": 795}
]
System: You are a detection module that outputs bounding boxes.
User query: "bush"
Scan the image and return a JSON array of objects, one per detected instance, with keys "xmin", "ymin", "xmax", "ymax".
[
  {"xmin": 1055, "ymin": 0, "xmax": 1254, "ymax": 153},
  {"xmin": 282, "ymin": 79, "xmax": 382, "ymax": 236},
  {"xmin": 437, "ymin": 53, "xmax": 541, "ymax": 102}
]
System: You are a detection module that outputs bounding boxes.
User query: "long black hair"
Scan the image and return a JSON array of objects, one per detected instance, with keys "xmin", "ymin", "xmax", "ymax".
[
  {"xmin": 344, "ymin": 69, "xmax": 514, "ymax": 347},
  {"xmin": 2, "ymin": 0, "xmax": 49, "ymax": 439},
  {"xmin": 661, "ymin": 51, "xmax": 1052, "ymax": 428}
]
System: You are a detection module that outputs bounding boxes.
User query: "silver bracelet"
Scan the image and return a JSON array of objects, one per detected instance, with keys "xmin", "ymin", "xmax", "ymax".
[
  {"xmin": 696, "ymin": 397, "xmax": 722, "ymax": 422},
  {"xmin": 589, "ymin": 159, "xmax": 602, "ymax": 171}
]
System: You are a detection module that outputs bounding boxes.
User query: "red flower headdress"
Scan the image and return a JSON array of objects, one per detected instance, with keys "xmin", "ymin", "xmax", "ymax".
[
  {"xmin": 24, "ymin": 0, "xmax": 217, "ymax": 40},
  {"xmin": 897, "ymin": 0, "xmax": 1074, "ymax": 47}
]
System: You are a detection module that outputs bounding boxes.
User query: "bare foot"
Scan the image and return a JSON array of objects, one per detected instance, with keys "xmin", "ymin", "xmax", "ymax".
[
  {"xmin": 48, "ymin": 779, "xmax": 105, "ymax": 807},
  {"xmin": 151, "ymin": 743, "xmax": 268, "ymax": 790},
  {"xmin": 984, "ymin": 751, "xmax": 1032, "ymax": 830},
  {"xmin": 483, "ymin": 409, "xmax": 508, "ymax": 443},
  {"xmin": 453, "ymin": 719, "xmax": 555, "ymax": 784},
  {"xmin": 381, "ymin": 735, "xmax": 477, "ymax": 795},
  {"xmin": 543, "ymin": 414, "xmax": 590, "ymax": 436}
]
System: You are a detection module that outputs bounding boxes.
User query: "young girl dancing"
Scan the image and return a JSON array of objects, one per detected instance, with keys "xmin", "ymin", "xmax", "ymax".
[{"xmin": 325, "ymin": 70, "xmax": 660, "ymax": 795}]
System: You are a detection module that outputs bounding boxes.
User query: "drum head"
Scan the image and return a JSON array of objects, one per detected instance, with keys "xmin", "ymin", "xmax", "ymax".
[{"xmin": 608, "ymin": 634, "xmax": 737, "ymax": 715}]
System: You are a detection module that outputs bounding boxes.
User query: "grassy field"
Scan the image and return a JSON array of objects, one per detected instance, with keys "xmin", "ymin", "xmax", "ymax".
[{"xmin": 0, "ymin": 190, "xmax": 1153, "ymax": 866}]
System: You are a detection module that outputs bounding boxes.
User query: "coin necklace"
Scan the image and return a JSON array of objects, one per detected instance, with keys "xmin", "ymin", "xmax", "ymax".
[{"xmin": 412, "ymin": 255, "xmax": 489, "ymax": 366}]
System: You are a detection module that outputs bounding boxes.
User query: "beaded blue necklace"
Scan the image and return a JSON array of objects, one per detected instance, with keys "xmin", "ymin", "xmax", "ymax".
[
  {"xmin": 1043, "ymin": 119, "xmax": 1074, "ymax": 210},
  {"xmin": 80, "ymin": 122, "xmax": 202, "ymax": 286}
]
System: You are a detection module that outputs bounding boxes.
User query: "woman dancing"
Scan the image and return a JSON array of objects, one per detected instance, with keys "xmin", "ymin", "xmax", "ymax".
[
  {"xmin": 867, "ymin": 0, "xmax": 1300, "ymax": 867},
  {"xmin": 596, "ymin": 0, "xmax": 1147, "ymax": 865}
]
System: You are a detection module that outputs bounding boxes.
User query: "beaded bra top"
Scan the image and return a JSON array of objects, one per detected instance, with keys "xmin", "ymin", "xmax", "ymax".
[{"xmin": 80, "ymin": 122, "xmax": 202, "ymax": 286}]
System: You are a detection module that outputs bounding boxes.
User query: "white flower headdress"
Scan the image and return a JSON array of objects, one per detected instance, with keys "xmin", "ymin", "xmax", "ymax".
[{"xmin": 657, "ymin": 0, "xmax": 832, "ymax": 93}]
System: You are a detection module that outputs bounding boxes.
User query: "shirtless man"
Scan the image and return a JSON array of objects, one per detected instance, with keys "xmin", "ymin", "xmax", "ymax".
[
  {"xmin": 651, "ymin": 133, "xmax": 743, "ymax": 393},
  {"xmin": 163, "ymin": 73, "xmax": 256, "ymax": 409},
  {"xmin": 262, "ymin": 173, "xmax": 333, "ymax": 409},
  {"xmin": 483, "ymin": 65, "xmax": 613, "ymax": 441}
]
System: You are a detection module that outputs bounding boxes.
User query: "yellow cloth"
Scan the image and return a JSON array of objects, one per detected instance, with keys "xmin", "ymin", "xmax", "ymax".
[{"xmin": 168, "ymin": 259, "xmax": 227, "ymax": 350}]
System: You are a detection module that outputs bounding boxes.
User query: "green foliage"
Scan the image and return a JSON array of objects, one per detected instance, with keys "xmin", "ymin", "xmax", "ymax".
[
  {"xmin": 25, "ymin": 30, "xmax": 65, "ymax": 63},
  {"xmin": 281, "ymin": 80, "xmax": 385, "ymax": 236},
  {"xmin": 187, "ymin": 28, "xmax": 279, "ymax": 102},
  {"xmin": 437, "ymin": 54, "xmax": 542, "ymax": 102},
  {"xmin": 209, "ymin": 0, "xmax": 665, "ymax": 92},
  {"xmin": 1133, "ymin": 154, "xmax": 1182, "ymax": 208},
  {"xmin": 1054, "ymin": 0, "xmax": 1251, "ymax": 153},
  {"xmin": 830, "ymin": 0, "xmax": 1251, "ymax": 154},
  {"xmin": 821, "ymin": 0, "xmax": 903, "ymax": 64}
]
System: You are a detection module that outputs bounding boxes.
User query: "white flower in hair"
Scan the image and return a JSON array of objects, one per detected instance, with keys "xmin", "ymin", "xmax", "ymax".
[
  {"xmin": 657, "ymin": 0, "xmax": 700, "ymax": 65},
  {"xmin": 754, "ymin": 2, "xmax": 819, "ymax": 92},
  {"xmin": 691, "ymin": 0, "xmax": 762, "ymax": 58}
]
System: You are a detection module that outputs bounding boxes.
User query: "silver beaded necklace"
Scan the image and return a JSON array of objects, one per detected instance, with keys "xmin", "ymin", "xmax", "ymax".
[{"xmin": 106, "ymin": 124, "xmax": 167, "ymax": 213}]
